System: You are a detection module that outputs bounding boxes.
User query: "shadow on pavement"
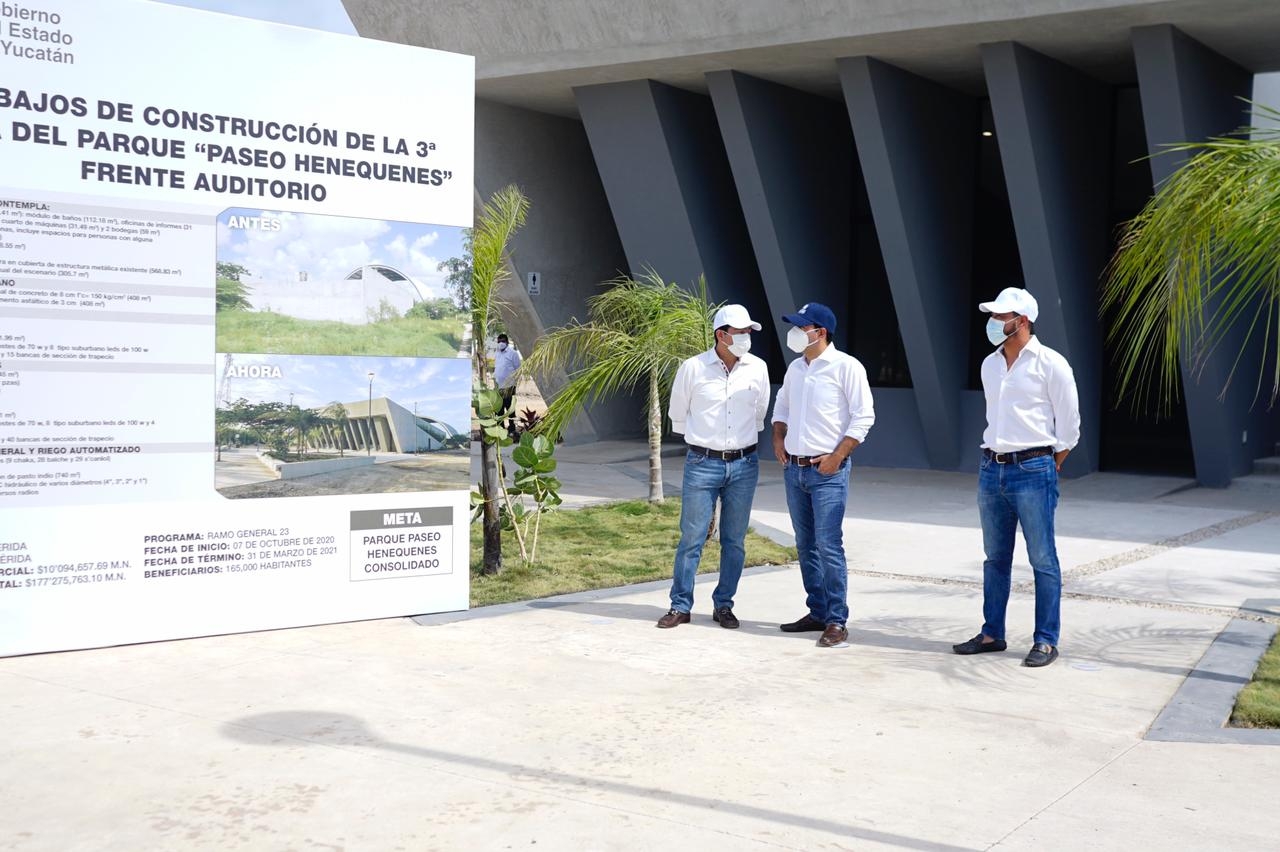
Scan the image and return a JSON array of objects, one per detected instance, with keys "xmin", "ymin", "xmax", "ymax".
[{"xmin": 222, "ymin": 711, "xmax": 981, "ymax": 852}]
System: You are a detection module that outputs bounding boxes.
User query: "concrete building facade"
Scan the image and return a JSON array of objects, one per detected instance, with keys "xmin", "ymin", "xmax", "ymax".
[
  {"xmin": 345, "ymin": 0, "xmax": 1280, "ymax": 485},
  {"xmin": 321, "ymin": 397, "xmax": 467, "ymax": 454}
]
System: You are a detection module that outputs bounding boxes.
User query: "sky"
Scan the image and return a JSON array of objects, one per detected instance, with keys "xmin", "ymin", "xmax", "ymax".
[
  {"xmin": 149, "ymin": 0, "xmax": 357, "ymax": 34},
  {"xmin": 219, "ymin": 354, "xmax": 472, "ymax": 424},
  {"xmin": 218, "ymin": 209, "xmax": 467, "ymax": 302}
]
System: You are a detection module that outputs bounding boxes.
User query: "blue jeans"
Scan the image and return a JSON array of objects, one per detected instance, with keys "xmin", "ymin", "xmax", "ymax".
[
  {"xmin": 978, "ymin": 454, "xmax": 1062, "ymax": 646},
  {"xmin": 784, "ymin": 457, "xmax": 851, "ymax": 625},
  {"xmin": 669, "ymin": 450, "xmax": 760, "ymax": 612}
]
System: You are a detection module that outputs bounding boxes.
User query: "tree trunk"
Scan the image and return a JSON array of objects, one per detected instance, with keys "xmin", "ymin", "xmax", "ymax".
[
  {"xmin": 477, "ymin": 339, "xmax": 504, "ymax": 575},
  {"xmin": 480, "ymin": 438, "xmax": 503, "ymax": 574},
  {"xmin": 648, "ymin": 368, "xmax": 663, "ymax": 503}
]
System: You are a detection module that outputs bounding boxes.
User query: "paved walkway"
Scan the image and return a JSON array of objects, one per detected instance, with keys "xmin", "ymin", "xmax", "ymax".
[{"xmin": 3, "ymin": 445, "xmax": 1279, "ymax": 850}]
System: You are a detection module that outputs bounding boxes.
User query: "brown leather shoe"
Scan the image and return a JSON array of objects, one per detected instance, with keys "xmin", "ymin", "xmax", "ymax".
[
  {"xmin": 817, "ymin": 623, "xmax": 848, "ymax": 647},
  {"xmin": 656, "ymin": 609, "xmax": 691, "ymax": 629}
]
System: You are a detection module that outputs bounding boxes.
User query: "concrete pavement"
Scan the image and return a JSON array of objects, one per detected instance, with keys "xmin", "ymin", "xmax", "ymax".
[{"xmin": 3, "ymin": 445, "xmax": 1279, "ymax": 850}]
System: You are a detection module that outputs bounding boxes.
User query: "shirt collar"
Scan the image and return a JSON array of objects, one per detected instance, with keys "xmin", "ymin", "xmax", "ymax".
[
  {"xmin": 1000, "ymin": 335, "xmax": 1040, "ymax": 363},
  {"xmin": 806, "ymin": 344, "xmax": 839, "ymax": 365}
]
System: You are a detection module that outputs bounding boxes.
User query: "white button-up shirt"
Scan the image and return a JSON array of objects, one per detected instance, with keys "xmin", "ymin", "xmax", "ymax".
[
  {"xmin": 981, "ymin": 336, "xmax": 1080, "ymax": 453},
  {"xmin": 493, "ymin": 345, "xmax": 522, "ymax": 390},
  {"xmin": 772, "ymin": 345, "xmax": 875, "ymax": 455},
  {"xmin": 668, "ymin": 348, "xmax": 770, "ymax": 451}
]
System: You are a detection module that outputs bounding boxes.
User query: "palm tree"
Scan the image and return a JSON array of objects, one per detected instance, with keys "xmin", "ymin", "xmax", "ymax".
[
  {"xmin": 522, "ymin": 271, "xmax": 717, "ymax": 502},
  {"xmin": 472, "ymin": 186, "xmax": 531, "ymax": 575},
  {"xmin": 1102, "ymin": 106, "xmax": 1280, "ymax": 413},
  {"xmin": 294, "ymin": 407, "xmax": 325, "ymax": 458},
  {"xmin": 323, "ymin": 402, "xmax": 349, "ymax": 456}
]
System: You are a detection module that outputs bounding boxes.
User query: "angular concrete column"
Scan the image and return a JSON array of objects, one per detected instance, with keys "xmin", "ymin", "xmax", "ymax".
[
  {"xmin": 837, "ymin": 57, "xmax": 975, "ymax": 469},
  {"xmin": 575, "ymin": 80, "xmax": 779, "ymax": 376},
  {"xmin": 982, "ymin": 41, "xmax": 1111, "ymax": 475},
  {"xmin": 706, "ymin": 71, "xmax": 852, "ymax": 356},
  {"xmin": 1133, "ymin": 24, "xmax": 1268, "ymax": 485}
]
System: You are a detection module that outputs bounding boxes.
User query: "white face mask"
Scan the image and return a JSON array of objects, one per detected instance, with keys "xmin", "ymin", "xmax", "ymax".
[
  {"xmin": 985, "ymin": 317, "xmax": 1013, "ymax": 347},
  {"xmin": 786, "ymin": 326, "xmax": 815, "ymax": 354},
  {"xmin": 497, "ymin": 342, "xmax": 507, "ymax": 351},
  {"xmin": 726, "ymin": 332, "xmax": 751, "ymax": 357}
]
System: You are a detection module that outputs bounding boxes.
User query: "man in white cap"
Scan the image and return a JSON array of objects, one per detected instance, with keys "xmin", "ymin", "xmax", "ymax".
[
  {"xmin": 953, "ymin": 287, "xmax": 1079, "ymax": 667},
  {"xmin": 657, "ymin": 304, "xmax": 771, "ymax": 630}
]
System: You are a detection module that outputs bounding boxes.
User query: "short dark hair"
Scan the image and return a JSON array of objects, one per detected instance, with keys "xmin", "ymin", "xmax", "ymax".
[
  {"xmin": 497, "ymin": 333, "xmax": 509, "ymax": 342},
  {"xmin": 715, "ymin": 325, "xmax": 730, "ymax": 334}
]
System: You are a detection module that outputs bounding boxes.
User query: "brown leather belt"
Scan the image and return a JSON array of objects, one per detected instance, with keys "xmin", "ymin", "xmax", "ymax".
[
  {"xmin": 788, "ymin": 454, "xmax": 825, "ymax": 467},
  {"xmin": 688, "ymin": 444, "xmax": 757, "ymax": 461},
  {"xmin": 983, "ymin": 446, "xmax": 1053, "ymax": 464}
]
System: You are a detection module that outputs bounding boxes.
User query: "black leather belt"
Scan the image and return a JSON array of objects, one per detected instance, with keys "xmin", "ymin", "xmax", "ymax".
[
  {"xmin": 688, "ymin": 444, "xmax": 757, "ymax": 461},
  {"xmin": 788, "ymin": 454, "xmax": 824, "ymax": 467},
  {"xmin": 983, "ymin": 446, "xmax": 1053, "ymax": 464}
]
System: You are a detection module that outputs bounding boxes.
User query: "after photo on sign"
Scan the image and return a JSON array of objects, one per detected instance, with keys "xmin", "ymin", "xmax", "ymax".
[{"xmin": 214, "ymin": 353, "xmax": 470, "ymax": 499}]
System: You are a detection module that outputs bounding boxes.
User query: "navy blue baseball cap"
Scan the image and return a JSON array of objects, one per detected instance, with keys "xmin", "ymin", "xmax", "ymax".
[{"xmin": 781, "ymin": 302, "xmax": 836, "ymax": 334}]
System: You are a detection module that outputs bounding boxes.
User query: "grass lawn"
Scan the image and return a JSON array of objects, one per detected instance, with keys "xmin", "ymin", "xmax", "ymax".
[
  {"xmin": 1231, "ymin": 629, "xmax": 1280, "ymax": 728},
  {"xmin": 469, "ymin": 499, "xmax": 797, "ymax": 607},
  {"xmin": 217, "ymin": 310, "xmax": 463, "ymax": 357}
]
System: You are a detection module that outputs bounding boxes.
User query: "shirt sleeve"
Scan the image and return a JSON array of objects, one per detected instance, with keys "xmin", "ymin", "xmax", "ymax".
[
  {"xmin": 512, "ymin": 348, "xmax": 523, "ymax": 369},
  {"xmin": 754, "ymin": 364, "xmax": 771, "ymax": 432},
  {"xmin": 843, "ymin": 360, "xmax": 875, "ymax": 443},
  {"xmin": 771, "ymin": 364, "xmax": 791, "ymax": 426},
  {"xmin": 1048, "ymin": 356, "xmax": 1080, "ymax": 452},
  {"xmin": 668, "ymin": 359, "xmax": 692, "ymax": 435}
]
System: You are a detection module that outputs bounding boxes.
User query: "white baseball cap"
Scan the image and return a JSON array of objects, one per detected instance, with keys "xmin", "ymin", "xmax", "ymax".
[
  {"xmin": 979, "ymin": 287, "xmax": 1039, "ymax": 323},
  {"xmin": 712, "ymin": 304, "xmax": 762, "ymax": 331}
]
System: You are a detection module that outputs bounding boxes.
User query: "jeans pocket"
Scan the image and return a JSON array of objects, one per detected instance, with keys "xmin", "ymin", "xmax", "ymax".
[
  {"xmin": 686, "ymin": 450, "xmax": 707, "ymax": 466},
  {"xmin": 1018, "ymin": 455, "xmax": 1053, "ymax": 473},
  {"xmin": 817, "ymin": 457, "xmax": 849, "ymax": 478},
  {"xmin": 980, "ymin": 455, "xmax": 992, "ymax": 472}
]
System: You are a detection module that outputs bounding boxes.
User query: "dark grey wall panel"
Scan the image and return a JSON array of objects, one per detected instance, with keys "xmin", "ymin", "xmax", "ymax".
[
  {"xmin": 982, "ymin": 42, "xmax": 1111, "ymax": 476},
  {"xmin": 960, "ymin": 390, "xmax": 991, "ymax": 470},
  {"xmin": 474, "ymin": 99, "xmax": 633, "ymax": 442},
  {"xmin": 574, "ymin": 79, "xmax": 780, "ymax": 377},
  {"xmin": 1132, "ymin": 24, "xmax": 1270, "ymax": 485},
  {"xmin": 837, "ymin": 57, "xmax": 975, "ymax": 470},
  {"xmin": 847, "ymin": 389, "xmax": 931, "ymax": 470},
  {"xmin": 706, "ymin": 71, "xmax": 852, "ymax": 359}
]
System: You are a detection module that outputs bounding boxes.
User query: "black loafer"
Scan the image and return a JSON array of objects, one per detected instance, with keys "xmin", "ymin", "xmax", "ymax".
[
  {"xmin": 713, "ymin": 607, "xmax": 739, "ymax": 629},
  {"xmin": 952, "ymin": 633, "xmax": 1007, "ymax": 655},
  {"xmin": 779, "ymin": 614, "xmax": 826, "ymax": 633},
  {"xmin": 1023, "ymin": 643, "xmax": 1059, "ymax": 667}
]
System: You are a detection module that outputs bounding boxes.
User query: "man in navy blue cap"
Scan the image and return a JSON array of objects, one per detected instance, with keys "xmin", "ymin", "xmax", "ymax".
[{"xmin": 771, "ymin": 303, "xmax": 875, "ymax": 648}]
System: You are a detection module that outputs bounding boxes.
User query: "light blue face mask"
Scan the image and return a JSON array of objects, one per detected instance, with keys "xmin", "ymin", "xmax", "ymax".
[{"xmin": 986, "ymin": 317, "xmax": 1011, "ymax": 347}]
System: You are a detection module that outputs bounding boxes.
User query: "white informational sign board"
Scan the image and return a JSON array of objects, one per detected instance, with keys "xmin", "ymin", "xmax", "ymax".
[{"xmin": 0, "ymin": 0, "xmax": 475, "ymax": 656}]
